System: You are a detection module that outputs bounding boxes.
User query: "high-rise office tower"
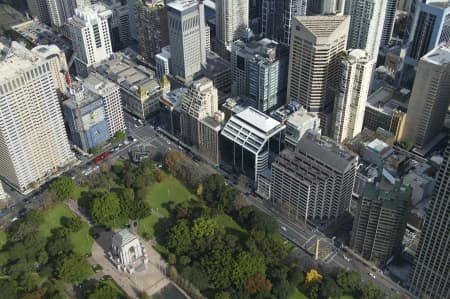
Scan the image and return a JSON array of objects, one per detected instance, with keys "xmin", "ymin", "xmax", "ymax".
[
  {"xmin": 409, "ymin": 139, "xmax": 450, "ymax": 298},
  {"xmin": 405, "ymin": 1, "xmax": 450, "ymax": 67},
  {"xmin": 348, "ymin": 0, "xmax": 387, "ymax": 62},
  {"xmin": 271, "ymin": 131, "xmax": 357, "ymax": 222},
  {"xmin": 401, "ymin": 44, "xmax": 450, "ymax": 149},
  {"xmin": 46, "ymin": 0, "xmax": 76, "ymax": 28},
  {"xmin": 102, "ymin": 0, "xmax": 133, "ymax": 51},
  {"xmin": 249, "ymin": 0, "xmax": 263, "ymax": 35},
  {"xmin": 333, "ymin": 49, "xmax": 372, "ymax": 142},
  {"xmin": 216, "ymin": 0, "xmax": 248, "ymax": 59},
  {"xmin": 0, "ymin": 41, "xmax": 75, "ymax": 193},
  {"xmin": 83, "ymin": 73, "xmax": 126, "ymax": 137},
  {"xmin": 167, "ymin": 0, "xmax": 207, "ymax": 81},
  {"xmin": 287, "ymin": 16, "xmax": 350, "ymax": 135},
  {"xmin": 68, "ymin": 4, "xmax": 113, "ymax": 77},
  {"xmin": 350, "ymin": 180, "xmax": 410, "ymax": 264},
  {"xmin": 231, "ymin": 37, "xmax": 289, "ymax": 112},
  {"xmin": 27, "ymin": 0, "xmax": 51, "ymax": 24},
  {"xmin": 136, "ymin": 0, "xmax": 169, "ymax": 63},
  {"xmin": 381, "ymin": 0, "xmax": 398, "ymax": 46},
  {"xmin": 310, "ymin": 0, "xmax": 345, "ymax": 14},
  {"xmin": 261, "ymin": 0, "xmax": 307, "ymax": 46}
]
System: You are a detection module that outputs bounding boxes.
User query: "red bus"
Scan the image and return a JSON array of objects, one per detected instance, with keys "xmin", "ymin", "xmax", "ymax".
[{"xmin": 95, "ymin": 151, "xmax": 110, "ymax": 164}]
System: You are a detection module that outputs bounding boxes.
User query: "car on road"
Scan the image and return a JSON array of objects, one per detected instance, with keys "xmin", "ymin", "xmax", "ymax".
[
  {"xmin": 11, "ymin": 216, "xmax": 19, "ymax": 222},
  {"xmin": 281, "ymin": 226, "xmax": 287, "ymax": 232},
  {"xmin": 369, "ymin": 272, "xmax": 376, "ymax": 279},
  {"xmin": 343, "ymin": 255, "xmax": 351, "ymax": 262}
]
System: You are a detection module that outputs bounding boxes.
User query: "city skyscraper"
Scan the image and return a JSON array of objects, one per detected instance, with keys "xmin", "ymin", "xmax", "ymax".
[
  {"xmin": 333, "ymin": 49, "xmax": 372, "ymax": 143},
  {"xmin": 136, "ymin": 0, "xmax": 169, "ymax": 63},
  {"xmin": 381, "ymin": 0, "xmax": 398, "ymax": 46},
  {"xmin": 27, "ymin": 0, "xmax": 51, "ymax": 24},
  {"xmin": 348, "ymin": 0, "xmax": 387, "ymax": 61},
  {"xmin": 0, "ymin": 41, "xmax": 75, "ymax": 193},
  {"xmin": 401, "ymin": 44, "xmax": 450, "ymax": 149},
  {"xmin": 231, "ymin": 37, "xmax": 289, "ymax": 112},
  {"xmin": 409, "ymin": 139, "xmax": 450, "ymax": 298},
  {"xmin": 215, "ymin": 0, "xmax": 248, "ymax": 59},
  {"xmin": 261, "ymin": 0, "xmax": 307, "ymax": 46},
  {"xmin": 350, "ymin": 180, "xmax": 410, "ymax": 264},
  {"xmin": 68, "ymin": 4, "xmax": 113, "ymax": 77},
  {"xmin": 167, "ymin": 0, "xmax": 206, "ymax": 82},
  {"xmin": 287, "ymin": 15, "xmax": 350, "ymax": 135},
  {"xmin": 271, "ymin": 131, "xmax": 357, "ymax": 222}
]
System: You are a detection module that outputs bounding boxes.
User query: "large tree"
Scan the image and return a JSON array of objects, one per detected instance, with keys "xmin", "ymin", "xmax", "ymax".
[
  {"xmin": 336, "ymin": 270, "xmax": 361, "ymax": 295},
  {"xmin": 91, "ymin": 192, "xmax": 121, "ymax": 226},
  {"xmin": 232, "ymin": 252, "xmax": 266, "ymax": 288},
  {"xmin": 49, "ymin": 176, "xmax": 75, "ymax": 201},
  {"xmin": 57, "ymin": 254, "xmax": 92, "ymax": 283},
  {"xmin": 166, "ymin": 220, "xmax": 192, "ymax": 255}
]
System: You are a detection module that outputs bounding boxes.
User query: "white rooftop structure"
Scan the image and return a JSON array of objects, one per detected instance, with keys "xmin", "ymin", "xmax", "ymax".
[
  {"xmin": 367, "ymin": 139, "xmax": 391, "ymax": 154},
  {"xmin": 422, "ymin": 43, "xmax": 450, "ymax": 65}
]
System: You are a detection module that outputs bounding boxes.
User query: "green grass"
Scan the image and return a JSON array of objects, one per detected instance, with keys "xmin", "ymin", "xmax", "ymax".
[
  {"xmin": 215, "ymin": 214, "xmax": 246, "ymax": 233},
  {"xmin": 0, "ymin": 231, "xmax": 6, "ymax": 251},
  {"xmin": 40, "ymin": 203, "xmax": 94, "ymax": 255},
  {"xmin": 73, "ymin": 185, "xmax": 89, "ymax": 201},
  {"xmin": 137, "ymin": 214, "xmax": 160, "ymax": 240},
  {"xmin": 145, "ymin": 175, "xmax": 195, "ymax": 217},
  {"xmin": 290, "ymin": 288, "xmax": 309, "ymax": 299}
]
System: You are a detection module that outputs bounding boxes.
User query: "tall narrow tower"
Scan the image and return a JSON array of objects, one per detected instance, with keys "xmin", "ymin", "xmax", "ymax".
[
  {"xmin": 215, "ymin": 0, "xmax": 248, "ymax": 59},
  {"xmin": 167, "ymin": 0, "xmax": 206, "ymax": 81},
  {"xmin": 333, "ymin": 49, "xmax": 372, "ymax": 142},
  {"xmin": 409, "ymin": 139, "xmax": 450, "ymax": 298},
  {"xmin": 287, "ymin": 15, "xmax": 350, "ymax": 135}
]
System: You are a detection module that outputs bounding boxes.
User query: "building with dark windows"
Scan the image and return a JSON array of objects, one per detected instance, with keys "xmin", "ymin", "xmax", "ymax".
[
  {"xmin": 408, "ymin": 139, "xmax": 450, "ymax": 299},
  {"xmin": 350, "ymin": 179, "xmax": 411, "ymax": 264},
  {"xmin": 221, "ymin": 107, "xmax": 285, "ymax": 185},
  {"xmin": 270, "ymin": 131, "xmax": 357, "ymax": 223}
]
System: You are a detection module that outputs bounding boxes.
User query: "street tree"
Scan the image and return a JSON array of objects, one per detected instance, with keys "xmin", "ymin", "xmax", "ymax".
[{"xmin": 49, "ymin": 176, "xmax": 75, "ymax": 201}]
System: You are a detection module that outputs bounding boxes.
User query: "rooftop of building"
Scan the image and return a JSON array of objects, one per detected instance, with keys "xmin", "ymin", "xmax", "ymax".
[
  {"xmin": 270, "ymin": 102, "xmax": 303, "ymax": 122},
  {"xmin": 200, "ymin": 115, "xmax": 222, "ymax": 131},
  {"xmin": 222, "ymin": 96, "xmax": 254, "ymax": 114},
  {"xmin": 12, "ymin": 20, "xmax": 72, "ymax": 52},
  {"xmin": 345, "ymin": 49, "xmax": 370, "ymax": 63},
  {"xmin": 167, "ymin": 0, "xmax": 198, "ymax": 11},
  {"xmin": 367, "ymin": 139, "xmax": 391, "ymax": 154},
  {"xmin": 222, "ymin": 107, "xmax": 285, "ymax": 154},
  {"xmin": 286, "ymin": 107, "xmax": 320, "ymax": 128},
  {"xmin": 71, "ymin": 3, "xmax": 112, "ymax": 26},
  {"xmin": 422, "ymin": 43, "xmax": 450, "ymax": 65},
  {"xmin": 294, "ymin": 15, "xmax": 349, "ymax": 38},
  {"xmin": 428, "ymin": 2, "xmax": 450, "ymax": 9},
  {"xmin": 95, "ymin": 53, "xmax": 160, "ymax": 97},
  {"xmin": 362, "ymin": 179, "xmax": 411, "ymax": 210},
  {"xmin": 63, "ymin": 83, "xmax": 102, "ymax": 109},
  {"xmin": 0, "ymin": 41, "xmax": 49, "ymax": 81},
  {"xmin": 234, "ymin": 37, "xmax": 288, "ymax": 61},
  {"xmin": 112, "ymin": 229, "xmax": 138, "ymax": 248},
  {"xmin": 296, "ymin": 131, "xmax": 358, "ymax": 171},
  {"xmin": 160, "ymin": 87, "xmax": 187, "ymax": 107},
  {"xmin": 367, "ymin": 86, "xmax": 409, "ymax": 115},
  {"xmin": 0, "ymin": 4, "xmax": 26, "ymax": 28},
  {"xmin": 203, "ymin": 51, "xmax": 230, "ymax": 77}
]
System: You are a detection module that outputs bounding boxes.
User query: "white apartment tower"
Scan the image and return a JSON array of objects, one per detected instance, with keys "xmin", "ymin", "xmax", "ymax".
[
  {"xmin": 401, "ymin": 44, "xmax": 450, "ymax": 149},
  {"xmin": 69, "ymin": 4, "xmax": 113, "ymax": 77},
  {"xmin": 287, "ymin": 16, "xmax": 350, "ymax": 135},
  {"xmin": 32, "ymin": 45, "xmax": 69, "ymax": 95},
  {"xmin": 348, "ymin": 0, "xmax": 387, "ymax": 62},
  {"xmin": 216, "ymin": 0, "xmax": 248, "ymax": 58},
  {"xmin": 333, "ymin": 49, "xmax": 372, "ymax": 143},
  {"xmin": 84, "ymin": 73, "xmax": 126, "ymax": 137},
  {"xmin": 0, "ymin": 42, "xmax": 75, "ymax": 193},
  {"xmin": 167, "ymin": 0, "xmax": 206, "ymax": 81}
]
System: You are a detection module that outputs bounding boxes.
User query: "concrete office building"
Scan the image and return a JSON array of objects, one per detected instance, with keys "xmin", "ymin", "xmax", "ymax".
[
  {"xmin": 31, "ymin": 44, "xmax": 69, "ymax": 96},
  {"xmin": 0, "ymin": 41, "xmax": 75, "ymax": 193},
  {"xmin": 68, "ymin": 4, "xmax": 113, "ymax": 77},
  {"xmin": 287, "ymin": 16, "xmax": 350, "ymax": 135},
  {"xmin": 27, "ymin": 0, "xmax": 51, "ymax": 24},
  {"xmin": 167, "ymin": 0, "xmax": 206, "ymax": 81},
  {"xmin": 62, "ymin": 83, "xmax": 110, "ymax": 152},
  {"xmin": 350, "ymin": 179, "xmax": 410, "ymax": 264},
  {"xmin": 348, "ymin": 0, "xmax": 387, "ymax": 62},
  {"xmin": 284, "ymin": 107, "xmax": 321, "ymax": 148},
  {"xmin": 215, "ymin": 0, "xmax": 248, "ymax": 59},
  {"xmin": 221, "ymin": 107, "xmax": 285, "ymax": 184},
  {"xmin": 271, "ymin": 131, "xmax": 357, "ymax": 222},
  {"xmin": 261, "ymin": 0, "xmax": 307, "ymax": 46},
  {"xmin": 83, "ymin": 73, "xmax": 126, "ymax": 137},
  {"xmin": 333, "ymin": 49, "xmax": 372, "ymax": 143},
  {"xmin": 404, "ymin": 0, "xmax": 450, "ymax": 77},
  {"xmin": 310, "ymin": 0, "xmax": 345, "ymax": 15},
  {"xmin": 409, "ymin": 140, "xmax": 450, "ymax": 298},
  {"xmin": 401, "ymin": 44, "xmax": 450, "ymax": 149},
  {"xmin": 159, "ymin": 87, "xmax": 187, "ymax": 138},
  {"xmin": 102, "ymin": 0, "xmax": 133, "ymax": 51},
  {"xmin": 136, "ymin": 0, "xmax": 169, "ymax": 63},
  {"xmin": 381, "ymin": 0, "xmax": 398, "ymax": 46},
  {"xmin": 155, "ymin": 46, "xmax": 171, "ymax": 78},
  {"xmin": 180, "ymin": 78, "xmax": 222, "ymax": 164},
  {"xmin": 94, "ymin": 53, "xmax": 162, "ymax": 119},
  {"xmin": 231, "ymin": 37, "xmax": 289, "ymax": 112},
  {"xmin": 46, "ymin": 0, "xmax": 76, "ymax": 30}
]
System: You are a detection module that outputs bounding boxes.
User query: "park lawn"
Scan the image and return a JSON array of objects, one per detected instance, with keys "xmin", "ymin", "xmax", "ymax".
[
  {"xmin": 290, "ymin": 288, "xmax": 309, "ymax": 299},
  {"xmin": 73, "ymin": 185, "xmax": 89, "ymax": 201},
  {"xmin": 215, "ymin": 214, "xmax": 246, "ymax": 234},
  {"xmin": 137, "ymin": 214, "xmax": 160, "ymax": 240},
  {"xmin": 39, "ymin": 203, "xmax": 94, "ymax": 255},
  {"xmin": 145, "ymin": 175, "xmax": 195, "ymax": 217}
]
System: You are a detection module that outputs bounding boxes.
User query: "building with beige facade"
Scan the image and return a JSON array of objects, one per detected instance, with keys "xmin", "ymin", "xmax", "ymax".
[
  {"xmin": 287, "ymin": 16, "xmax": 350, "ymax": 135},
  {"xmin": 0, "ymin": 41, "xmax": 75, "ymax": 193},
  {"xmin": 401, "ymin": 44, "xmax": 450, "ymax": 149}
]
